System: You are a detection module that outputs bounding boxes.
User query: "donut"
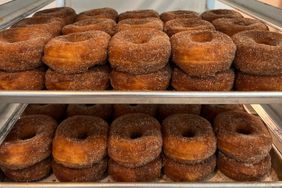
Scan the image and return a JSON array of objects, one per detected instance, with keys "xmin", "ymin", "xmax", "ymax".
[
  {"xmin": 201, "ymin": 9, "xmax": 243, "ymax": 22},
  {"xmin": 232, "ymin": 30, "xmax": 282, "ymax": 75},
  {"xmin": 117, "ymin": 18, "xmax": 163, "ymax": 31},
  {"xmin": 172, "ymin": 67, "xmax": 235, "ymax": 91},
  {"xmin": 214, "ymin": 111, "xmax": 272, "ymax": 163},
  {"xmin": 108, "ymin": 157, "xmax": 161, "ymax": 182},
  {"xmin": 45, "ymin": 65, "xmax": 110, "ymax": 90},
  {"xmin": 164, "ymin": 18, "xmax": 215, "ymax": 37},
  {"xmin": 23, "ymin": 104, "xmax": 66, "ymax": 120},
  {"xmin": 0, "ymin": 69, "xmax": 45, "ymax": 90},
  {"xmin": 52, "ymin": 158, "xmax": 107, "ymax": 182},
  {"xmin": 160, "ymin": 10, "xmax": 199, "ymax": 23},
  {"xmin": 108, "ymin": 113, "xmax": 162, "ymax": 167},
  {"xmin": 33, "ymin": 7, "xmax": 76, "ymax": 25},
  {"xmin": 76, "ymin": 8, "xmax": 118, "ymax": 21},
  {"xmin": 62, "ymin": 18, "xmax": 117, "ymax": 36},
  {"xmin": 158, "ymin": 104, "xmax": 201, "ymax": 120},
  {"xmin": 0, "ymin": 27, "xmax": 51, "ymax": 72},
  {"xmin": 109, "ymin": 28, "xmax": 171, "ymax": 74},
  {"xmin": 235, "ymin": 72, "xmax": 282, "ymax": 91},
  {"xmin": 52, "ymin": 116, "xmax": 108, "ymax": 168},
  {"xmin": 113, "ymin": 104, "xmax": 158, "ymax": 118},
  {"xmin": 1, "ymin": 157, "xmax": 51, "ymax": 182},
  {"xmin": 171, "ymin": 30, "xmax": 236, "ymax": 76},
  {"xmin": 212, "ymin": 17, "xmax": 268, "ymax": 37},
  {"xmin": 110, "ymin": 65, "xmax": 171, "ymax": 91},
  {"xmin": 163, "ymin": 155, "xmax": 216, "ymax": 182},
  {"xmin": 0, "ymin": 115, "xmax": 57, "ymax": 169},
  {"xmin": 163, "ymin": 114, "xmax": 216, "ymax": 162},
  {"xmin": 43, "ymin": 31, "xmax": 110, "ymax": 74},
  {"xmin": 66, "ymin": 104, "xmax": 113, "ymax": 120},
  {"xmin": 118, "ymin": 10, "xmax": 159, "ymax": 21}
]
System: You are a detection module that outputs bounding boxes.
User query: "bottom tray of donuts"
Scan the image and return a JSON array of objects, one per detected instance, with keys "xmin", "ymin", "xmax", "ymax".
[{"xmin": 0, "ymin": 104, "xmax": 281, "ymax": 186}]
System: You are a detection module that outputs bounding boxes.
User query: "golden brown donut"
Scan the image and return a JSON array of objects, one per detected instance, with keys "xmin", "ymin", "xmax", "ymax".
[
  {"xmin": 118, "ymin": 10, "xmax": 159, "ymax": 21},
  {"xmin": 163, "ymin": 155, "xmax": 216, "ymax": 182},
  {"xmin": 108, "ymin": 157, "xmax": 161, "ymax": 182},
  {"xmin": 0, "ymin": 27, "xmax": 51, "ymax": 72},
  {"xmin": 109, "ymin": 28, "xmax": 171, "ymax": 74},
  {"xmin": 0, "ymin": 69, "xmax": 45, "ymax": 90},
  {"xmin": 108, "ymin": 113, "xmax": 162, "ymax": 167},
  {"xmin": 76, "ymin": 8, "xmax": 118, "ymax": 21},
  {"xmin": 164, "ymin": 18, "xmax": 215, "ymax": 37},
  {"xmin": 43, "ymin": 31, "xmax": 110, "ymax": 74},
  {"xmin": 110, "ymin": 65, "xmax": 171, "ymax": 91},
  {"xmin": 0, "ymin": 115, "xmax": 57, "ymax": 169},
  {"xmin": 218, "ymin": 152, "xmax": 271, "ymax": 181},
  {"xmin": 214, "ymin": 111, "xmax": 272, "ymax": 163},
  {"xmin": 163, "ymin": 114, "xmax": 216, "ymax": 162},
  {"xmin": 160, "ymin": 10, "xmax": 200, "ymax": 23},
  {"xmin": 53, "ymin": 116, "xmax": 108, "ymax": 168},
  {"xmin": 113, "ymin": 104, "xmax": 158, "ymax": 118},
  {"xmin": 45, "ymin": 65, "xmax": 110, "ymax": 90},
  {"xmin": 158, "ymin": 104, "xmax": 201, "ymax": 120},
  {"xmin": 33, "ymin": 7, "xmax": 76, "ymax": 25},
  {"xmin": 62, "ymin": 18, "xmax": 117, "ymax": 36},
  {"xmin": 235, "ymin": 72, "xmax": 282, "ymax": 91},
  {"xmin": 172, "ymin": 67, "xmax": 235, "ymax": 91},
  {"xmin": 201, "ymin": 9, "xmax": 243, "ymax": 22},
  {"xmin": 52, "ymin": 158, "xmax": 107, "ymax": 182},
  {"xmin": 1, "ymin": 157, "xmax": 51, "ymax": 182},
  {"xmin": 171, "ymin": 30, "xmax": 236, "ymax": 76},
  {"xmin": 66, "ymin": 104, "xmax": 113, "ymax": 120},
  {"xmin": 117, "ymin": 18, "xmax": 163, "ymax": 31},
  {"xmin": 232, "ymin": 30, "xmax": 282, "ymax": 75}
]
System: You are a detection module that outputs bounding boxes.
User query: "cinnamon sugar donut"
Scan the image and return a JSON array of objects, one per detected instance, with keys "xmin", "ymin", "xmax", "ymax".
[
  {"xmin": 158, "ymin": 104, "xmax": 201, "ymax": 120},
  {"xmin": 76, "ymin": 8, "xmax": 118, "ymax": 21},
  {"xmin": 53, "ymin": 116, "xmax": 108, "ymax": 168},
  {"xmin": 232, "ymin": 30, "xmax": 282, "ymax": 75},
  {"xmin": 0, "ymin": 27, "xmax": 51, "ymax": 72},
  {"xmin": 0, "ymin": 69, "xmax": 45, "ymax": 90},
  {"xmin": 201, "ymin": 9, "xmax": 243, "ymax": 22},
  {"xmin": 212, "ymin": 17, "xmax": 268, "ymax": 37},
  {"xmin": 172, "ymin": 67, "xmax": 234, "ymax": 91},
  {"xmin": 62, "ymin": 18, "xmax": 117, "ymax": 36},
  {"xmin": 118, "ymin": 10, "xmax": 159, "ymax": 21},
  {"xmin": 0, "ymin": 115, "xmax": 57, "ymax": 169},
  {"xmin": 1, "ymin": 158, "xmax": 51, "ymax": 182},
  {"xmin": 52, "ymin": 158, "xmax": 107, "ymax": 182},
  {"xmin": 108, "ymin": 157, "xmax": 161, "ymax": 182},
  {"xmin": 45, "ymin": 65, "xmax": 110, "ymax": 90},
  {"xmin": 108, "ymin": 113, "xmax": 162, "ymax": 167},
  {"xmin": 163, "ymin": 114, "xmax": 216, "ymax": 162},
  {"xmin": 163, "ymin": 155, "xmax": 216, "ymax": 182},
  {"xmin": 109, "ymin": 28, "xmax": 171, "ymax": 74},
  {"xmin": 23, "ymin": 104, "xmax": 66, "ymax": 120},
  {"xmin": 214, "ymin": 111, "xmax": 272, "ymax": 163},
  {"xmin": 160, "ymin": 10, "xmax": 199, "ymax": 23},
  {"xmin": 113, "ymin": 104, "xmax": 158, "ymax": 118},
  {"xmin": 171, "ymin": 30, "xmax": 236, "ymax": 76},
  {"xmin": 43, "ymin": 31, "xmax": 110, "ymax": 74},
  {"xmin": 164, "ymin": 18, "xmax": 215, "ymax": 37},
  {"xmin": 66, "ymin": 104, "xmax": 112, "ymax": 120},
  {"xmin": 218, "ymin": 152, "xmax": 271, "ymax": 181},
  {"xmin": 117, "ymin": 18, "xmax": 163, "ymax": 31},
  {"xmin": 235, "ymin": 72, "xmax": 282, "ymax": 91},
  {"xmin": 110, "ymin": 65, "xmax": 171, "ymax": 91}
]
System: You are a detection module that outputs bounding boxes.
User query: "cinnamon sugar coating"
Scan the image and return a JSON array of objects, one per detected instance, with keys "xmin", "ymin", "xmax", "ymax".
[
  {"xmin": 158, "ymin": 104, "xmax": 201, "ymax": 120},
  {"xmin": 117, "ymin": 18, "xmax": 163, "ymax": 31},
  {"xmin": 118, "ymin": 10, "xmax": 159, "ymax": 21},
  {"xmin": 76, "ymin": 8, "xmax": 118, "ymax": 21},
  {"xmin": 172, "ymin": 67, "xmax": 234, "ymax": 91},
  {"xmin": 108, "ymin": 113, "xmax": 162, "ymax": 167},
  {"xmin": 201, "ymin": 9, "xmax": 243, "ymax": 22},
  {"xmin": 160, "ymin": 10, "xmax": 200, "ymax": 23},
  {"xmin": 171, "ymin": 30, "xmax": 236, "ymax": 76},
  {"xmin": 0, "ymin": 115, "xmax": 57, "ymax": 170},
  {"xmin": 109, "ymin": 28, "xmax": 171, "ymax": 74},
  {"xmin": 232, "ymin": 30, "xmax": 282, "ymax": 75},
  {"xmin": 113, "ymin": 104, "xmax": 158, "ymax": 118},
  {"xmin": 43, "ymin": 31, "xmax": 110, "ymax": 74},
  {"xmin": 214, "ymin": 111, "xmax": 272, "ymax": 163},
  {"xmin": 23, "ymin": 104, "xmax": 66, "ymax": 121}
]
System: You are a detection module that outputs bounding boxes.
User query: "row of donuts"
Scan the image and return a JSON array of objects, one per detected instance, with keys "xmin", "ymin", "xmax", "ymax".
[{"xmin": 0, "ymin": 7, "xmax": 281, "ymax": 91}]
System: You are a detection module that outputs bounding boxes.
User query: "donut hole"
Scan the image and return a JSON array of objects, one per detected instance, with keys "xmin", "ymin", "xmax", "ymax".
[
  {"xmin": 254, "ymin": 37, "xmax": 279, "ymax": 46},
  {"xmin": 76, "ymin": 132, "xmax": 89, "ymax": 140},
  {"xmin": 236, "ymin": 127, "xmax": 253, "ymax": 135},
  {"xmin": 191, "ymin": 32, "xmax": 213, "ymax": 43},
  {"xmin": 130, "ymin": 132, "xmax": 143, "ymax": 139},
  {"xmin": 125, "ymin": 34, "xmax": 151, "ymax": 44},
  {"xmin": 20, "ymin": 130, "xmax": 36, "ymax": 140},
  {"xmin": 182, "ymin": 130, "xmax": 196, "ymax": 138},
  {"xmin": 234, "ymin": 21, "xmax": 251, "ymax": 26}
]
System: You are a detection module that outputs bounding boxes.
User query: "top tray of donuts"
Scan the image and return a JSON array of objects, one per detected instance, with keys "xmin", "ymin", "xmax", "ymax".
[{"xmin": 0, "ymin": 7, "xmax": 281, "ymax": 91}]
